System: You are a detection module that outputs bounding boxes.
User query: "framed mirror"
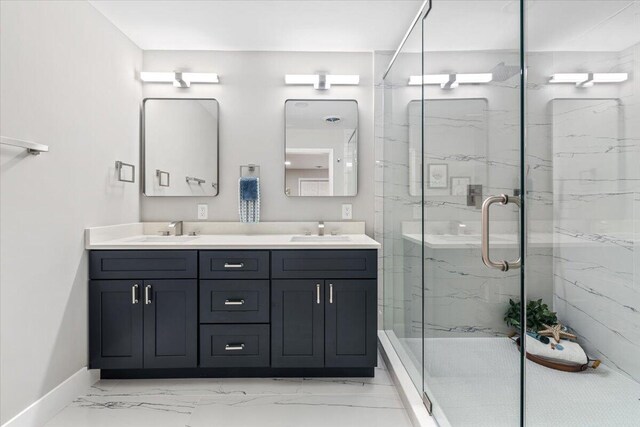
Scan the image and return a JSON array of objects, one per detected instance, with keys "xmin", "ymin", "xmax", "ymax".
[
  {"xmin": 408, "ymin": 98, "xmax": 488, "ymax": 196},
  {"xmin": 143, "ymin": 98, "xmax": 219, "ymax": 196},
  {"xmin": 285, "ymin": 99, "xmax": 358, "ymax": 197}
]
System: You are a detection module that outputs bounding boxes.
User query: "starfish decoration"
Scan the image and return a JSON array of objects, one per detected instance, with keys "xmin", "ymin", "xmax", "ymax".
[{"xmin": 538, "ymin": 323, "xmax": 577, "ymax": 343}]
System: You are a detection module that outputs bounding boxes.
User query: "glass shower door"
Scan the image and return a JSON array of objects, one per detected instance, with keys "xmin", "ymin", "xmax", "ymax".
[
  {"xmin": 524, "ymin": 1, "xmax": 640, "ymax": 426},
  {"xmin": 419, "ymin": 2, "xmax": 524, "ymax": 425}
]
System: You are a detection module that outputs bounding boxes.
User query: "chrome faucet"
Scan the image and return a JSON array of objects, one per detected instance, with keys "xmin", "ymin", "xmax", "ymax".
[
  {"xmin": 169, "ymin": 221, "xmax": 183, "ymax": 236},
  {"xmin": 318, "ymin": 221, "xmax": 325, "ymax": 236}
]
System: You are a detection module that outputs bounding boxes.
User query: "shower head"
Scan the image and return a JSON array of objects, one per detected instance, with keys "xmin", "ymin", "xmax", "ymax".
[{"xmin": 490, "ymin": 62, "xmax": 520, "ymax": 82}]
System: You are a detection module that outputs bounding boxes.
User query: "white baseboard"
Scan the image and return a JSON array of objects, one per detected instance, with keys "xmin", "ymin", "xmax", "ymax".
[
  {"xmin": 378, "ymin": 331, "xmax": 437, "ymax": 427},
  {"xmin": 1, "ymin": 367, "xmax": 99, "ymax": 427}
]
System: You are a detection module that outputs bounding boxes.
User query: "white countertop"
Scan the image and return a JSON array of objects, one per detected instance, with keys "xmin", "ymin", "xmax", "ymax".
[
  {"xmin": 85, "ymin": 222, "xmax": 380, "ymax": 250},
  {"xmin": 403, "ymin": 232, "xmax": 633, "ymax": 249}
]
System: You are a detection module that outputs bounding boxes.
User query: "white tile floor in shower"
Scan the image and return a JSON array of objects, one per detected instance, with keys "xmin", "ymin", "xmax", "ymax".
[
  {"xmin": 400, "ymin": 336, "xmax": 640, "ymax": 427},
  {"xmin": 43, "ymin": 353, "xmax": 412, "ymax": 427}
]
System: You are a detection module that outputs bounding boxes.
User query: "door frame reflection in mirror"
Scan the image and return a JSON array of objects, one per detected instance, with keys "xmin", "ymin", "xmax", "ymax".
[
  {"xmin": 284, "ymin": 99, "xmax": 358, "ymax": 197},
  {"xmin": 142, "ymin": 98, "xmax": 220, "ymax": 197}
]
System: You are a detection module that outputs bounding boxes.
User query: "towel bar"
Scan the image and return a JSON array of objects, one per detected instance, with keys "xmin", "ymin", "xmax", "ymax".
[
  {"xmin": 1, "ymin": 136, "xmax": 49, "ymax": 155},
  {"xmin": 186, "ymin": 176, "xmax": 205, "ymax": 185}
]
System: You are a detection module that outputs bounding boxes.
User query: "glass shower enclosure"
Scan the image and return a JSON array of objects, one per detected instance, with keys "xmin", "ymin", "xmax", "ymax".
[{"xmin": 381, "ymin": 1, "xmax": 640, "ymax": 426}]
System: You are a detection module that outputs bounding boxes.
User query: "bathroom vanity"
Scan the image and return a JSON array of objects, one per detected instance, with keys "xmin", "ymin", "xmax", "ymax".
[{"xmin": 86, "ymin": 223, "xmax": 379, "ymax": 378}]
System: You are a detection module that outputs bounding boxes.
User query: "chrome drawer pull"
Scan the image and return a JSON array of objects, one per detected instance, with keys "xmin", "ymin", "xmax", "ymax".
[
  {"xmin": 131, "ymin": 284, "xmax": 139, "ymax": 304},
  {"xmin": 145, "ymin": 284, "xmax": 152, "ymax": 305},
  {"xmin": 224, "ymin": 299, "xmax": 245, "ymax": 306},
  {"xmin": 225, "ymin": 344, "xmax": 245, "ymax": 351},
  {"xmin": 329, "ymin": 283, "xmax": 333, "ymax": 304},
  {"xmin": 224, "ymin": 262, "xmax": 245, "ymax": 268},
  {"xmin": 316, "ymin": 283, "xmax": 321, "ymax": 304}
]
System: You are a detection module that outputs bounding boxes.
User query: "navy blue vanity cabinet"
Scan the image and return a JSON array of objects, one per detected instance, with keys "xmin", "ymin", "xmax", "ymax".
[
  {"xmin": 198, "ymin": 251, "xmax": 271, "ymax": 368},
  {"xmin": 325, "ymin": 279, "xmax": 377, "ymax": 367},
  {"xmin": 91, "ymin": 248, "xmax": 378, "ymax": 377},
  {"xmin": 143, "ymin": 279, "xmax": 198, "ymax": 368},
  {"xmin": 89, "ymin": 280, "xmax": 144, "ymax": 369},
  {"xmin": 271, "ymin": 280, "xmax": 325, "ymax": 368},
  {"xmin": 89, "ymin": 251, "xmax": 198, "ymax": 370},
  {"xmin": 271, "ymin": 250, "xmax": 378, "ymax": 369}
]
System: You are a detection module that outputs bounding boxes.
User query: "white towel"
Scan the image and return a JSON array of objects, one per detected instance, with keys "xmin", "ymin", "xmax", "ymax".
[{"xmin": 239, "ymin": 177, "xmax": 260, "ymax": 223}]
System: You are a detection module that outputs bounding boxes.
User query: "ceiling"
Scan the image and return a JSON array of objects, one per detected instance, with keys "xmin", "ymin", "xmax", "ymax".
[
  {"xmin": 90, "ymin": 0, "xmax": 423, "ymax": 52},
  {"xmin": 286, "ymin": 100, "xmax": 357, "ymax": 129},
  {"xmin": 91, "ymin": 0, "xmax": 639, "ymax": 53}
]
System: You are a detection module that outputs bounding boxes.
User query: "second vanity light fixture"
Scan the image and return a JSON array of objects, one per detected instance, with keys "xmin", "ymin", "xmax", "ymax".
[
  {"xmin": 140, "ymin": 71, "xmax": 219, "ymax": 88},
  {"xmin": 285, "ymin": 74, "xmax": 360, "ymax": 90},
  {"xmin": 408, "ymin": 73, "xmax": 493, "ymax": 89},
  {"xmin": 549, "ymin": 73, "xmax": 628, "ymax": 87}
]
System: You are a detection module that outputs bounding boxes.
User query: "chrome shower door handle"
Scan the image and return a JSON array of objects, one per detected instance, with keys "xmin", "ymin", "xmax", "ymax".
[{"xmin": 481, "ymin": 194, "xmax": 522, "ymax": 272}]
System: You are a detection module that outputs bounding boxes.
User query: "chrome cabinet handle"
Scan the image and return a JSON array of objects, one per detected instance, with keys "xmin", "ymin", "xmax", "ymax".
[
  {"xmin": 224, "ymin": 299, "xmax": 245, "ymax": 306},
  {"xmin": 145, "ymin": 284, "xmax": 152, "ymax": 305},
  {"xmin": 225, "ymin": 344, "xmax": 245, "ymax": 351},
  {"xmin": 481, "ymin": 194, "xmax": 522, "ymax": 272},
  {"xmin": 131, "ymin": 284, "xmax": 139, "ymax": 304},
  {"xmin": 224, "ymin": 262, "xmax": 244, "ymax": 268},
  {"xmin": 316, "ymin": 284, "xmax": 321, "ymax": 304},
  {"xmin": 329, "ymin": 283, "xmax": 333, "ymax": 304}
]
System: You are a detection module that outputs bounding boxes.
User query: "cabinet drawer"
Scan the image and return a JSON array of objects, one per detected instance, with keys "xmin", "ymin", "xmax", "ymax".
[
  {"xmin": 272, "ymin": 250, "xmax": 377, "ymax": 279},
  {"xmin": 200, "ymin": 280, "xmax": 269, "ymax": 323},
  {"xmin": 200, "ymin": 324, "xmax": 270, "ymax": 367},
  {"xmin": 89, "ymin": 251, "xmax": 197, "ymax": 279},
  {"xmin": 199, "ymin": 251, "xmax": 270, "ymax": 279}
]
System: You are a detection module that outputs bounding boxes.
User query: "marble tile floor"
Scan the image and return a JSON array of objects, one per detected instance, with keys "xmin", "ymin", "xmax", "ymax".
[{"xmin": 43, "ymin": 353, "xmax": 413, "ymax": 427}]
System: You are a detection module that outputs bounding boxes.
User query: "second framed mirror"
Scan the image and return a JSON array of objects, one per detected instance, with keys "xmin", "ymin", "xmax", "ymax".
[{"xmin": 285, "ymin": 99, "xmax": 358, "ymax": 197}]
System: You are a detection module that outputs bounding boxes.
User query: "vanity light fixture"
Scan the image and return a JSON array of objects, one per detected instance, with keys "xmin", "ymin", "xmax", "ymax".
[
  {"xmin": 408, "ymin": 73, "xmax": 493, "ymax": 89},
  {"xmin": 284, "ymin": 74, "xmax": 360, "ymax": 90},
  {"xmin": 140, "ymin": 71, "xmax": 219, "ymax": 88},
  {"xmin": 549, "ymin": 72, "xmax": 628, "ymax": 87}
]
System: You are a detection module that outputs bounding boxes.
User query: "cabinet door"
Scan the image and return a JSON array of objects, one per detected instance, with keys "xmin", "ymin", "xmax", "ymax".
[
  {"xmin": 143, "ymin": 279, "xmax": 197, "ymax": 368},
  {"xmin": 325, "ymin": 279, "xmax": 377, "ymax": 367},
  {"xmin": 89, "ymin": 280, "xmax": 143, "ymax": 369},
  {"xmin": 271, "ymin": 280, "xmax": 324, "ymax": 367}
]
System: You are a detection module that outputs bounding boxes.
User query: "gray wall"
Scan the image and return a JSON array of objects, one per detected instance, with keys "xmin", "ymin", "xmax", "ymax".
[
  {"xmin": 140, "ymin": 51, "xmax": 375, "ymax": 236},
  {"xmin": 0, "ymin": 1, "xmax": 142, "ymax": 422}
]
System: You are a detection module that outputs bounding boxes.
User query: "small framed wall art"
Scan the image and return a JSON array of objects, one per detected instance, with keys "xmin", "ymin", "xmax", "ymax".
[
  {"xmin": 450, "ymin": 176, "xmax": 471, "ymax": 196},
  {"xmin": 427, "ymin": 163, "xmax": 448, "ymax": 189}
]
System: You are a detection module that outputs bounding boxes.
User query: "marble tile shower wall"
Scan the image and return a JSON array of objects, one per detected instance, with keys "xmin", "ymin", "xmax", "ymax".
[
  {"xmin": 540, "ymin": 45, "xmax": 639, "ymax": 382},
  {"xmin": 376, "ymin": 43, "xmax": 640, "ymax": 381}
]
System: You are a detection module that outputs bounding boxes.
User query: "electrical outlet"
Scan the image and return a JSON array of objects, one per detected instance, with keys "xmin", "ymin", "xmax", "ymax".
[
  {"xmin": 197, "ymin": 204, "xmax": 208, "ymax": 220},
  {"xmin": 342, "ymin": 204, "xmax": 353, "ymax": 220}
]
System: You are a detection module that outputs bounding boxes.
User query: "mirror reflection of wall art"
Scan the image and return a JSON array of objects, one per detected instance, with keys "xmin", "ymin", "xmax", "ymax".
[
  {"xmin": 451, "ymin": 176, "xmax": 470, "ymax": 196},
  {"xmin": 427, "ymin": 164, "xmax": 448, "ymax": 189},
  {"xmin": 284, "ymin": 99, "xmax": 358, "ymax": 197}
]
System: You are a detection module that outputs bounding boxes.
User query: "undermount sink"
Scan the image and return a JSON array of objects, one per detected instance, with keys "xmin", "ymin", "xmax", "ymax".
[
  {"xmin": 290, "ymin": 235, "xmax": 351, "ymax": 242},
  {"xmin": 129, "ymin": 235, "xmax": 199, "ymax": 243}
]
